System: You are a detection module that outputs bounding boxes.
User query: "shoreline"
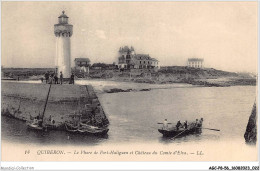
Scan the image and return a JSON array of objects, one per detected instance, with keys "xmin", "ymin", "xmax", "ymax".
[
  {"xmin": 2, "ymin": 76, "xmax": 257, "ymax": 86},
  {"xmin": 2, "ymin": 66, "xmax": 257, "ymax": 88},
  {"xmin": 2, "ymin": 79, "xmax": 256, "ymax": 95}
]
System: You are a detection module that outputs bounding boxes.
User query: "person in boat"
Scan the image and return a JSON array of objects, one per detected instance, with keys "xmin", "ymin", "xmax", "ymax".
[
  {"xmin": 176, "ymin": 120, "xmax": 182, "ymax": 130},
  {"xmin": 49, "ymin": 115, "xmax": 55, "ymax": 125},
  {"xmin": 163, "ymin": 119, "xmax": 168, "ymax": 130},
  {"xmin": 197, "ymin": 118, "xmax": 203, "ymax": 127},
  {"xmin": 194, "ymin": 119, "xmax": 199, "ymax": 127},
  {"xmin": 183, "ymin": 120, "xmax": 188, "ymax": 129},
  {"xmin": 33, "ymin": 118, "xmax": 38, "ymax": 124}
]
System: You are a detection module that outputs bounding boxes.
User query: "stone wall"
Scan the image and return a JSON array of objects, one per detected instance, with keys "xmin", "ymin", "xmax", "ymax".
[{"xmin": 1, "ymin": 82, "xmax": 109, "ymax": 128}]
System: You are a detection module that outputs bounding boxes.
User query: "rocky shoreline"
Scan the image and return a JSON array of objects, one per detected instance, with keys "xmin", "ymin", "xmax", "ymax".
[{"xmin": 2, "ymin": 67, "xmax": 256, "ymax": 88}]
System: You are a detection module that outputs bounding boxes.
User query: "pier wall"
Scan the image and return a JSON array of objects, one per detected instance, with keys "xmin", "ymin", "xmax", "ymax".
[{"xmin": 1, "ymin": 82, "xmax": 108, "ymax": 128}]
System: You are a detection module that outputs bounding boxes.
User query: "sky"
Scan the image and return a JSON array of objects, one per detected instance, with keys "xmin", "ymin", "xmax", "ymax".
[{"xmin": 1, "ymin": 1, "xmax": 258, "ymax": 73}]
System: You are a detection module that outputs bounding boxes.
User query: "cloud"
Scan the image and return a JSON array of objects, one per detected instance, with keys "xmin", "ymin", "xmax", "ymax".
[{"xmin": 95, "ymin": 30, "xmax": 106, "ymax": 39}]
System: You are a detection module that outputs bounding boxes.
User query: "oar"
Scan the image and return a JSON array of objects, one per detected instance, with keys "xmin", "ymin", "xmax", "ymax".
[
  {"xmin": 171, "ymin": 129, "xmax": 187, "ymax": 140},
  {"xmin": 201, "ymin": 127, "xmax": 220, "ymax": 131}
]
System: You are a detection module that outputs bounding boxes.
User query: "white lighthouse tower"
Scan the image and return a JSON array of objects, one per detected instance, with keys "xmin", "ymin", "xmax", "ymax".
[{"xmin": 54, "ymin": 11, "xmax": 73, "ymax": 78}]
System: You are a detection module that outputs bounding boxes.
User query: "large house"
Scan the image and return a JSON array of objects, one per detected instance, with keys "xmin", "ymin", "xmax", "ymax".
[
  {"xmin": 187, "ymin": 58, "xmax": 204, "ymax": 68},
  {"xmin": 74, "ymin": 57, "xmax": 91, "ymax": 72},
  {"xmin": 117, "ymin": 46, "xmax": 159, "ymax": 71}
]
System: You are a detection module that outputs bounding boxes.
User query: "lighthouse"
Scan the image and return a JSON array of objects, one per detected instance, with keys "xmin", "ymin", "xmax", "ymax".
[{"xmin": 54, "ymin": 11, "xmax": 73, "ymax": 78}]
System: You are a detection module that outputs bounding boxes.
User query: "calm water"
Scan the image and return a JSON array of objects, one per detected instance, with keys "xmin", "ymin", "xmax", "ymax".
[{"xmin": 1, "ymin": 80, "xmax": 256, "ymax": 146}]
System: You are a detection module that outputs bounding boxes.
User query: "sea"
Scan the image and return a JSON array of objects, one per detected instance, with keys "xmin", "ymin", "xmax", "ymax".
[{"xmin": 1, "ymin": 80, "xmax": 257, "ymax": 151}]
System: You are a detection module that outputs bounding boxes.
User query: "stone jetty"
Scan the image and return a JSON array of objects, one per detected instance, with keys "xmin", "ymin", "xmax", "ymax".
[{"xmin": 1, "ymin": 82, "xmax": 109, "ymax": 129}]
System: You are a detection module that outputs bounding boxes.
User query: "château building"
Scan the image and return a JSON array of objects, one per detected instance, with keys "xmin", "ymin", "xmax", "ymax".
[
  {"xmin": 74, "ymin": 58, "xmax": 91, "ymax": 73},
  {"xmin": 117, "ymin": 46, "xmax": 159, "ymax": 71}
]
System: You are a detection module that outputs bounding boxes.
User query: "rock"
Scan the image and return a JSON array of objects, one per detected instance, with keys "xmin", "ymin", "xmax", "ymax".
[
  {"xmin": 244, "ymin": 102, "xmax": 257, "ymax": 144},
  {"xmin": 105, "ymin": 88, "xmax": 132, "ymax": 93}
]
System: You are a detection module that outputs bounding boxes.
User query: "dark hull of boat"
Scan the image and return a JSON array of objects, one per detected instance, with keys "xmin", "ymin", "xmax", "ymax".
[
  {"xmin": 65, "ymin": 123, "xmax": 109, "ymax": 136},
  {"xmin": 158, "ymin": 127, "xmax": 202, "ymax": 137},
  {"xmin": 77, "ymin": 128, "xmax": 109, "ymax": 135}
]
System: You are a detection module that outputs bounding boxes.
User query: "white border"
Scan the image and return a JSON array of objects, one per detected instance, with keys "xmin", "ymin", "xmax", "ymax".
[{"xmin": 0, "ymin": 0, "xmax": 259, "ymax": 170}]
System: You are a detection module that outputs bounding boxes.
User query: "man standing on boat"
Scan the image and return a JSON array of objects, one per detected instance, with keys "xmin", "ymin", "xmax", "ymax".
[
  {"xmin": 183, "ymin": 120, "xmax": 188, "ymax": 129},
  {"xmin": 163, "ymin": 119, "xmax": 168, "ymax": 130},
  {"xmin": 198, "ymin": 118, "xmax": 203, "ymax": 127}
]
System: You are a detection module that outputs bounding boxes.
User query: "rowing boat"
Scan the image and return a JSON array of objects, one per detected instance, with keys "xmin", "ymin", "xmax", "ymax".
[{"xmin": 158, "ymin": 123, "xmax": 202, "ymax": 137}]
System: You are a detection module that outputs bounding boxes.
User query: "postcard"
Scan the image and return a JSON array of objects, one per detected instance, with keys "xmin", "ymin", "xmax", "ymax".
[{"xmin": 1, "ymin": 1, "xmax": 258, "ymax": 169}]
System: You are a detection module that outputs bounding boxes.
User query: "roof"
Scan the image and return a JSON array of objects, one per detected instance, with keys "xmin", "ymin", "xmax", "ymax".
[
  {"xmin": 119, "ymin": 46, "xmax": 135, "ymax": 53},
  {"xmin": 134, "ymin": 54, "xmax": 151, "ymax": 60},
  {"xmin": 58, "ymin": 11, "xmax": 69, "ymax": 18},
  {"xmin": 150, "ymin": 58, "xmax": 158, "ymax": 61},
  {"xmin": 74, "ymin": 58, "xmax": 90, "ymax": 62},
  {"xmin": 188, "ymin": 58, "xmax": 204, "ymax": 62},
  {"xmin": 133, "ymin": 54, "xmax": 159, "ymax": 62}
]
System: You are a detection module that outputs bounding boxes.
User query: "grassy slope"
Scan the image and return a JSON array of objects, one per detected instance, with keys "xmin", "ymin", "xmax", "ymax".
[{"xmin": 88, "ymin": 66, "xmax": 256, "ymax": 86}]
